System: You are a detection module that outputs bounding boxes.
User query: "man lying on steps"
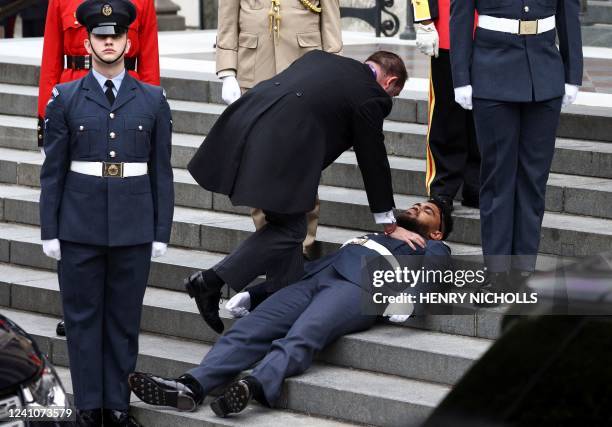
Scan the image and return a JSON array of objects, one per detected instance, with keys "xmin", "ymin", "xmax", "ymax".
[{"xmin": 129, "ymin": 199, "xmax": 453, "ymax": 417}]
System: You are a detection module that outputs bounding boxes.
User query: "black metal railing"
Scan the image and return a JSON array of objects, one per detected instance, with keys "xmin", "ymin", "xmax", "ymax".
[{"xmin": 340, "ymin": 0, "xmax": 400, "ymax": 37}]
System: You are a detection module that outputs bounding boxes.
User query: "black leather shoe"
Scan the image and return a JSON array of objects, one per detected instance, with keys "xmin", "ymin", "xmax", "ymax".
[
  {"xmin": 76, "ymin": 408, "xmax": 102, "ymax": 427},
  {"xmin": 128, "ymin": 372, "xmax": 201, "ymax": 411},
  {"xmin": 474, "ymin": 271, "xmax": 509, "ymax": 308},
  {"xmin": 56, "ymin": 320, "xmax": 65, "ymax": 336},
  {"xmin": 184, "ymin": 271, "xmax": 224, "ymax": 333},
  {"xmin": 103, "ymin": 409, "xmax": 141, "ymax": 427},
  {"xmin": 461, "ymin": 195, "xmax": 479, "ymax": 209},
  {"xmin": 210, "ymin": 379, "xmax": 252, "ymax": 417}
]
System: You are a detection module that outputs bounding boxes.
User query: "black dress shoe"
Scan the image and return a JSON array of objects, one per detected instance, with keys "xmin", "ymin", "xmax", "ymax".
[
  {"xmin": 210, "ymin": 379, "xmax": 253, "ymax": 417},
  {"xmin": 474, "ymin": 271, "xmax": 509, "ymax": 308},
  {"xmin": 128, "ymin": 372, "xmax": 201, "ymax": 411},
  {"xmin": 184, "ymin": 271, "xmax": 224, "ymax": 333},
  {"xmin": 56, "ymin": 320, "xmax": 65, "ymax": 336},
  {"xmin": 76, "ymin": 408, "xmax": 102, "ymax": 427},
  {"xmin": 103, "ymin": 409, "xmax": 141, "ymax": 427}
]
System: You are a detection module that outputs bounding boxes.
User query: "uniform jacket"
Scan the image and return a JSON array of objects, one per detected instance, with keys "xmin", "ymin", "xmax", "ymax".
[
  {"xmin": 248, "ymin": 235, "xmax": 452, "ymax": 310},
  {"xmin": 450, "ymin": 0, "xmax": 583, "ymax": 103},
  {"xmin": 39, "ymin": 72, "xmax": 174, "ymax": 247},
  {"xmin": 303, "ymin": 235, "xmax": 451, "ymax": 294},
  {"xmin": 216, "ymin": 0, "xmax": 342, "ymax": 89},
  {"xmin": 188, "ymin": 50, "xmax": 395, "ymax": 215},
  {"xmin": 37, "ymin": 0, "xmax": 160, "ymax": 124}
]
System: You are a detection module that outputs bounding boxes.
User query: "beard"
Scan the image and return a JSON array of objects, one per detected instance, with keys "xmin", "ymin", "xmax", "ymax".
[{"xmin": 395, "ymin": 212, "xmax": 429, "ymax": 239}]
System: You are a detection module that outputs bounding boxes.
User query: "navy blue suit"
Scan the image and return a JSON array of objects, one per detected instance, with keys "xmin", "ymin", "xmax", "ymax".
[
  {"xmin": 39, "ymin": 71, "xmax": 174, "ymax": 410},
  {"xmin": 450, "ymin": 0, "xmax": 583, "ymax": 272},
  {"xmin": 186, "ymin": 236, "xmax": 451, "ymax": 406}
]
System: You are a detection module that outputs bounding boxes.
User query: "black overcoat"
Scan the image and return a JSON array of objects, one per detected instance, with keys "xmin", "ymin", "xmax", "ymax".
[{"xmin": 188, "ymin": 50, "xmax": 395, "ymax": 214}]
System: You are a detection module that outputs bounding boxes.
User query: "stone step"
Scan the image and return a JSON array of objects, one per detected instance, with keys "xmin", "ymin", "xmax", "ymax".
[
  {"xmin": 4, "ymin": 143, "xmax": 612, "ymax": 220},
  {"xmin": 0, "ymin": 166, "xmax": 611, "ymax": 257},
  {"xmin": 4, "ymin": 114, "xmax": 612, "ymax": 181},
  {"xmin": 0, "ymin": 308, "xmax": 360, "ymax": 427},
  {"xmin": 584, "ymin": 1, "xmax": 612, "ymax": 25},
  {"xmin": 3, "ymin": 307, "xmax": 452, "ymax": 426},
  {"xmin": 0, "ymin": 82, "xmax": 611, "ymax": 142},
  {"xmin": 581, "ymin": 23, "xmax": 612, "ymax": 47},
  {"xmin": 0, "ymin": 263, "xmax": 492, "ymax": 385}
]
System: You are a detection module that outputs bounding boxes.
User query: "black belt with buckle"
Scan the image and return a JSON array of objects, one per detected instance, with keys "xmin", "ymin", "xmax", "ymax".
[
  {"xmin": 102, "ymin": 162, "xmax": 124, "ymax": 178},
  {"xmin": 65, "ymin": 55, "xmax": 137, "ymax": 71}
]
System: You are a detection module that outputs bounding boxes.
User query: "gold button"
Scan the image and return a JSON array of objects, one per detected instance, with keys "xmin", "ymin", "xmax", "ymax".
[
  {"xmin": 37, "ymin": 125, "xmax": 41, "ymax": 131},
  {"xmin": 274, "ymin": 6, "xmax": 279, "ymax": 10},
  {"xmin": 110, "ymin": 132, "xmax": 116, "ymax": 139},
  {"xmin": 524, "ymin": 6, "xmax": 529, "ymax": 12},
  {"xmin": 74, "ymin": 20, "xmax": 78, "ymax": 24},
  {"xmin": 109, "ymin": 151, "xmax": 116, "ymax": 158},
  {"xmin": 109, "ymin": 112, "xmax": 115, "ymax": 119},
  {"xmin": 273, "ymin": 25, "xmax": 278, "ymax": 30},
  {"xmin": 79, "ymin": 125, "xmax": 84, "ymax": 131},
  {"xmin": 138, "ymin": 125, "xmax": 143, "ymax": 131}
]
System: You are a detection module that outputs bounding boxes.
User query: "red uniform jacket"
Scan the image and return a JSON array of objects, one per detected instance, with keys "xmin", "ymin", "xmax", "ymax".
[
  {"xmin": 37, "ymin": 0, "xmax": 160, "ymax": 124},
  {"xmin": 412, "ymin": 0, "xmax": 476, "ymax": 51}
]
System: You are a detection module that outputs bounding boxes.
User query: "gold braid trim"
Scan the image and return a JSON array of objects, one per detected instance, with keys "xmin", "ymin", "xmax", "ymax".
[
  {"xmin": 268, "ymin": 0, "xmax": 281, "ymax": 42},
  {"xmin": 299, "ymin": 0, "xmax": 321, "ymax": 13}
]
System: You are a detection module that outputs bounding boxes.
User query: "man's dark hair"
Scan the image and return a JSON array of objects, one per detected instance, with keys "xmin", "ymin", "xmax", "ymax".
[
  {"xmin": 365, "ymin": 51, "xmax": 408, "ymax": 91},
  {"xmin": 429, "ymin": 198, "xmax": 454, "ymax": 240}
]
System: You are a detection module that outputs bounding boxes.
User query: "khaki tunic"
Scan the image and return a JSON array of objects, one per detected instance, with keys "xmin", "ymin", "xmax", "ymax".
[{"xmin": 216, "ymin": 0, "xmax": 342, "ymax": 88}]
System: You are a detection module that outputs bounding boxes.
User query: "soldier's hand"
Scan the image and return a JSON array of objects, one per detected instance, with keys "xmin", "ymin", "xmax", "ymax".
[
  {"xmin": 415, "ymin": 22, "xmax": 439, "ymax": 58},
  {"xmin": 389, "ymin": 226, "xmax": 426, "ymax": 250},
  {"xmin": 225, "ymin": 292, "xmax": 251, "ymax": 318},
  {"xmin": 151, "ymin": 241, "xmax": 168, "ymax": 258},
  {"xmin": 221, "ymin": 76, "xmax": 241, "ymax": 105},
  {"xmin": 454, "ymin": 85, "xmax": 473, "ymax": 110},
  {"xmin": 562, "ymin": 84, "xmax": 579, "ymax": 107},
  {"xmin": 42, "ymin": 239, "xmax": 61, "ymax": 260}
]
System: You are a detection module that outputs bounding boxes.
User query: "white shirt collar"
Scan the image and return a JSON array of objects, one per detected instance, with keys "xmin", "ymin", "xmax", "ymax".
[{"xmin": 91, "ymin": 68, "xmax": 126, "ymax": 93}]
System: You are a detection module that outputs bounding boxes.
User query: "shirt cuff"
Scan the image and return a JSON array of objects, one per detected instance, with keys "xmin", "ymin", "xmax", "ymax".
[
  {"xmin": 373, "ymin": 210, "xmax": 396, "ymax": 224},
  {"xmin": 217, "ymin": 69, "xmax": 237, "ymax": 78}
]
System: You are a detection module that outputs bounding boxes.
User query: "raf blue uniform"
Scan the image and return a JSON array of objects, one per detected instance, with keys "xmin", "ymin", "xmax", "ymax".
[
  {"xmin": 184, "ymin": 235, "xmax": 450, "ymax": 406},
  {"xmin": 450, "ymin": 0, "xmax": 583, "ymax": 272},
  {"xmin": 39, "ymin": 60, "xmax": 173, "ymax": 411}
]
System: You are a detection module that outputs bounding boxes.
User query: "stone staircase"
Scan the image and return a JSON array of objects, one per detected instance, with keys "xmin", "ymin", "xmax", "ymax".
[{"xmin": 0, "ymin": 56, "xmax": 611, "ymax": 426}]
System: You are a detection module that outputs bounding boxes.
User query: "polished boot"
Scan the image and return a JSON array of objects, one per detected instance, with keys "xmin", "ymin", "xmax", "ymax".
[
  {"xmin": 76, "ymin": 408, "xmax": 102, "ymax": 427},
  {"xmin": 184, "ymin": 270, "xmax": 224, "ymax": 333},
  {"xmin": 56, "ymin": 320, "xmax": 65, "ymax": 336},
  {"xmin": 102, "ymin": 409, "xmax": 142, "ymax": 427},
  {"xmin": 474, "ymin": 271, "xmax": 509, "ymax": 308},
  {"xmin": 128, "ymin": 372, "xmax": 203, "ymax": 411},
  {"xmin": 210, "ymin": 378, "xmax": 255, "ymax": 417}
]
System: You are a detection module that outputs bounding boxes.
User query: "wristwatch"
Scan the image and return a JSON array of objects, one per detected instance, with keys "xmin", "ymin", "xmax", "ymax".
[{"xmin": 383, "ymin": 223, "xmax": 397, "ymax": 235}]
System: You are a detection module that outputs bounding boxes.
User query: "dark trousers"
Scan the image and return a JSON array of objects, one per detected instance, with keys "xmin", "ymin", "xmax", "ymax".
[
  {"xmin": 187, "ymin": 266, "xmax": 376, "ymax": 406},
  {"xmin": 426, "ymin": 50, "xmax": 480, "ymax": 201},
  {"xmin": 214, "ymin": 210, "xmax": 307, "ymax": 292},
  {"xmin": 472, "ymin": 97, "xmax": 562, "ymax": 272},
  {"xmin": 58, "ymin": 240, "xmax": 151, "ymax": 410}
]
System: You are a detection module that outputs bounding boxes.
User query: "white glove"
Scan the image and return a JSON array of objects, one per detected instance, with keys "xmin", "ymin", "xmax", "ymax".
[
  {"xmin": 151, "ymin": 241, "xmax": 168, "ymax": 258},
  {"xmin": 42, "ymin": 239, "xmax": 61, "ymax": 260},
  {"xmin": 225, "ymin": 292, "xmax": 251, "ymax": 318},
  {"xmin": 454, "ymin": 85, "xmax": 473, "ymax": 110},
  {"xmin": 40, "ymin": 148, "xmax": 45, "ymax": 157},
  {"xmin": 221, "ymin": 75, "xmax": 241, "ymax": 105},
  {"xmin": 387, "ymin": 314, "xmax": 411, "ymax": 323},
  {"xmin": 562, "ymin": 84, "xmax": 579, "ymax": 107},
  {"xmin": 415, "ymin": 22, "xmax": 439, "ymax": 58}
]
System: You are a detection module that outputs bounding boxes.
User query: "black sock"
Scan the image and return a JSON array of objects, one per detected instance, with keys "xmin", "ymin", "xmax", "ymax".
[
  {"xmin": 203, "ymin": 269, "xmax": 224, "ymax": 291},
  {"xmin": 243, "ymin": 376, "xmax": 269, "ymax": 407},
  {"xmin": 178, "ymin": 374, "xmax": 204, "ymax": 404}
]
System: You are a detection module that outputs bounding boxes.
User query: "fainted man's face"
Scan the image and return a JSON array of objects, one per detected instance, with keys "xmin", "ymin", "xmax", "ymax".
[
  {"xmin": 395, "ymin": 202, "xmax": 443, "ymax": 241},
  {"xmin": 85, "ymin": 33, "xmax": 131, "ymax": 65}
]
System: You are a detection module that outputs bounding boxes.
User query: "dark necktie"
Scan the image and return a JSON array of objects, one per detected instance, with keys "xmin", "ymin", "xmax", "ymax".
[{"xmin": 104, "ymin": 79, "xmax": 115, "ymax": 106}]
